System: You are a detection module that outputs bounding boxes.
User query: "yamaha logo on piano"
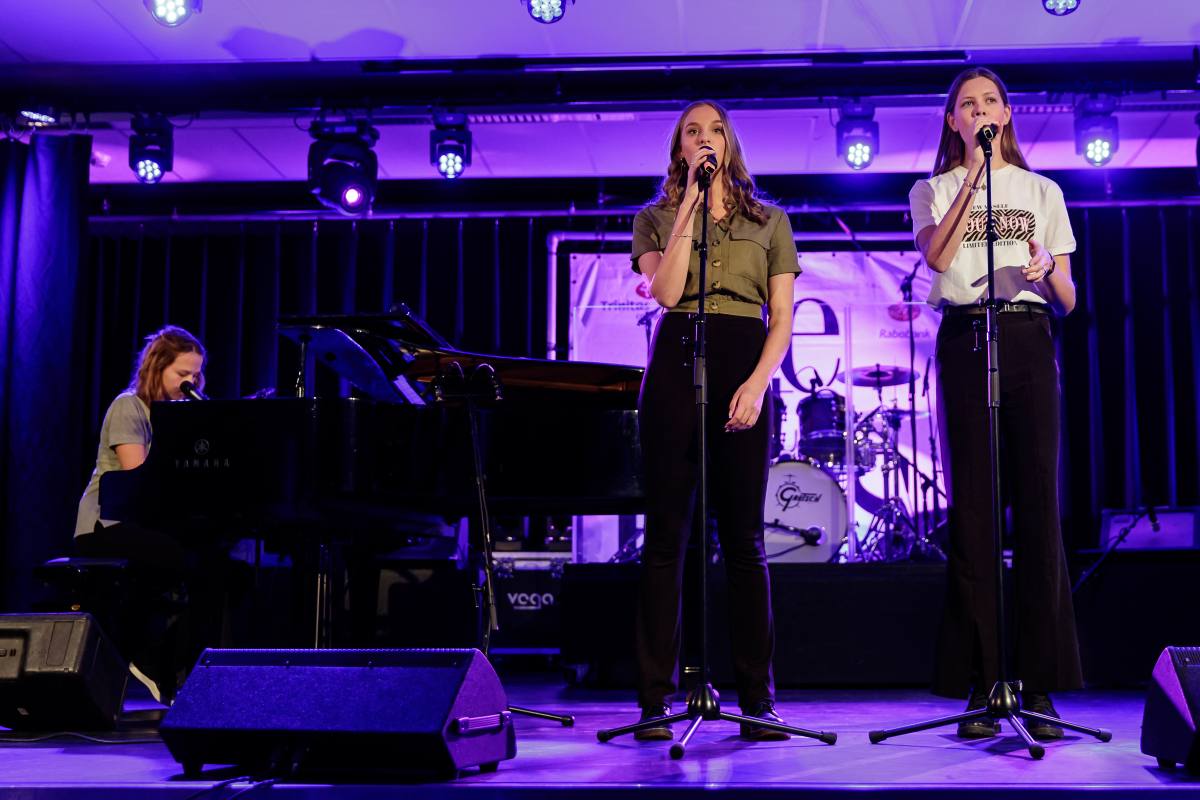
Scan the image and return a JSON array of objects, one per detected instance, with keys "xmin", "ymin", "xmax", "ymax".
[
  {"xmin": 174, "ymin": 457, "xmax": 232, "ymax": 469},
  {"xmin": 174, "ymin": 440, "xmax": 231, "ymax": 470}
]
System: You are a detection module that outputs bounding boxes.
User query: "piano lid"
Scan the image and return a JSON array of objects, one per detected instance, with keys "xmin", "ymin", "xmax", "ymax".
[{"xmin": 279, "ymin": 304, "xmax": 643, "ymax": 403}]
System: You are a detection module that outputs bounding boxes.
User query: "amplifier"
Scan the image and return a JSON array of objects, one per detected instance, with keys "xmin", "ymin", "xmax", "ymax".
[{"xmin": 1100, "ymin": 508, "xmax": 1200, "ymax": 550}]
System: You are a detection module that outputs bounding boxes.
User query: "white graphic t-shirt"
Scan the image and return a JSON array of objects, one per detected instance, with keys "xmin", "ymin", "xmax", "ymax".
[{"xmin": 909, "ymin": 164, "xmax": 1076, "ymax": 309}]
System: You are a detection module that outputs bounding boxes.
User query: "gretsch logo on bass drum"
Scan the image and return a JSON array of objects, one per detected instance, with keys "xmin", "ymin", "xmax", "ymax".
[{"xmin": 775, "ymin": 477, "xmax": 822, "ymax": 511}]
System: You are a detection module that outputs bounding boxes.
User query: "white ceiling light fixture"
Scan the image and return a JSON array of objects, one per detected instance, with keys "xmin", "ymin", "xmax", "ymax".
[
  {"xmin": 525, "ymin": 0, "xmax": 573, "ymax": 24},
  {"xmin": 144, "ymin": 0, "xmax": 202, "ymax": 28},
  {"xmin": 1042, "ymin": 0, "xmax": 1080, "ymax": 16}
]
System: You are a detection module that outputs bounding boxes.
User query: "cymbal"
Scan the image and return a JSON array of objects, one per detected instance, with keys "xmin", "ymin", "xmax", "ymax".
[
  {"xmin": 885, "ymin": 407, "xmax": 929, "ymax": 419},
  {"xmin": 859, "ymin": 406, "xmax": 930, "ymax": 419},
  {"xmin": 836, "ymin": 365, "xmax": 918, "ymax": 388}
]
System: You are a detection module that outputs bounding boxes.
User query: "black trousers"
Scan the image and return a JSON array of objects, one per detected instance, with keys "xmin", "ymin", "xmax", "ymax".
[
  {"xmin": 636, "ymin": 311, "xmax": 775, "ymax": 711},
  {"xmin": 74, "ymin": 523, "xmax": 241, "ymax": 699},
  {"xmin": 934, "ymin": 309, "xmax": 1083, "ymax": 698}
]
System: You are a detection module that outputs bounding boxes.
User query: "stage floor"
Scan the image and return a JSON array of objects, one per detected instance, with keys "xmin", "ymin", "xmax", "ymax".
[{"xmin": 1, "ymin": 678, "xmax": 1196, "ymax": 799}]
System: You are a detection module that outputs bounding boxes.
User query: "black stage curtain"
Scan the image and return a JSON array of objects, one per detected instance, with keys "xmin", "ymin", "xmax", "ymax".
[
  {"xmin": 1059, "ymin": 206, "xmax": 1200, "ymax": 547},
  {"xmin": 0, "ymin": 134, "xmax": 93, "ymax": 611}
]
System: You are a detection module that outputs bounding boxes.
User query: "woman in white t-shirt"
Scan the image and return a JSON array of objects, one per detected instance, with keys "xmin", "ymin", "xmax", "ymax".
[{"xmin": 908, "ymin": 67, "xmax": 1083, "ymax": 740}]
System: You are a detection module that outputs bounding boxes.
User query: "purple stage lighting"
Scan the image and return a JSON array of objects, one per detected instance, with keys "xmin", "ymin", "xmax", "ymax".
[
  {"xmin": 308, "ymin": 119, "xmax": 379, "ymax": 215},
  {"xmin": 144, "ymin": 0, "xmax": 201, "ymax": 27},
  {"xmin": 129, "ymin": 114, "xmax": 173, "ymax": 184},
  {"xmin": 341, "ymin": 185, "xmax": 365, "ymax": 209},
  {"xmin": 1043, "ymin": 0, "xmax": 1080, "ymax": 16},
  {"xmin": 430, "ymin": 113, "xmax": 472, "ymax": 180},
  {"xmin": 135, "ymin": 158, "xmax": 164, "ymax": 184},
  {"xmin": 1075, "ymin": 96, "xmax": 1118, "ymax": 167},
  {"xmin": 18, "ymin": 108, "xmax": 57, "ymax": 128},
  {"xmin": 527, "ymin": 0, "xmax": 568, "ymax": 24},
  {"xmin": 836, "ymin": 103, "xmax": 878, "ymax": 171}
]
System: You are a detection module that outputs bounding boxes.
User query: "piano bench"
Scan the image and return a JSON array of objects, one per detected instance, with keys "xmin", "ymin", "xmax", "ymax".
[{"xmin": 35, "ymin": 557, "xmax": 131, "ymax": 613}]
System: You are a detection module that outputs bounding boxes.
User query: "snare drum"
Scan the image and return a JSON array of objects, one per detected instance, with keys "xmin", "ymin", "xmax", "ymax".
[{"xmin": 763, "ymin": 458, "xmax": 846, "ymax": 563}]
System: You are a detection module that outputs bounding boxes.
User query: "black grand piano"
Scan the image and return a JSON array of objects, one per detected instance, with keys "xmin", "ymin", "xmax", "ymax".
[{"xmin": 101, "ymin": 307, "xmax": 645, "ymax": 536}]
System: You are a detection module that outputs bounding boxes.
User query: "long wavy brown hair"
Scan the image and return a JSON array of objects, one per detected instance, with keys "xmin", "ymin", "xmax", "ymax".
[
  {"xmin": 931, "ymin": 67, "xmax": 1031, "ymax": 178},
  {"xmin": 653, "ymin": 100, "xmax": 769, "ymax": 226},
  {"xmin": 129, "ymin": 325, "xmax": 206, "ymax": 406}
]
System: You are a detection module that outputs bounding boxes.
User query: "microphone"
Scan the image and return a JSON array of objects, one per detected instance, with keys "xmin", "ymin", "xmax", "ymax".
[
  {"xmin": 976, "ymin": 123, "xmax": 999, "ymax": 155},
  {"xmin": 179, "ymin": 380, "xmax": 207, "ymax": 401},
  {"xmin": 696, "ymin": 147, "xmax": 718, "ymax": 187},
  {"xmin": 801, "ymin": 527, "xmax": 823, "ymax": 547},
  {"xmin": 922, "ymin": 355, "xmax": 932, "ymax": 397},
  {"xmin": 1147, "ymin": 505, "xmax": 1160, "ymax": 533}
]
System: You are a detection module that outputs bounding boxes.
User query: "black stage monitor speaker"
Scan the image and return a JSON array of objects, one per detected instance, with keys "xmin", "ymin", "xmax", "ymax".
[
  {"xmin": 0, "ymin": 613, "xmax": 128, "ymax": 730},
  {"xmin": 160, "ymin": 648, "xmax": 516, "ymax": 778},
  {"xmin": 1141, "ymin": 646, "xmax": 1200, "ymax": 772}
]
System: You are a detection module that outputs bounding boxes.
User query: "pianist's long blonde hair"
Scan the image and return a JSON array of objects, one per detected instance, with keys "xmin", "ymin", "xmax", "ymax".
[{"xmin": 130, "ymin": 326, "xmax": 206, "ymax": 406}]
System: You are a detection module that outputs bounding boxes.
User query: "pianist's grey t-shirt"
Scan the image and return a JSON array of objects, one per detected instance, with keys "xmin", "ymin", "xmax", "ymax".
[{"xmin": 75, "ymin": 391, "xmax": 152, "ymax": 536}]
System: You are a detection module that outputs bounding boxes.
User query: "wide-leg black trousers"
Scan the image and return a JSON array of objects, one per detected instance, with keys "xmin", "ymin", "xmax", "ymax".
[{"xmin": 934, "ymin": 308, "xmax": 1083, "ymax": 697}]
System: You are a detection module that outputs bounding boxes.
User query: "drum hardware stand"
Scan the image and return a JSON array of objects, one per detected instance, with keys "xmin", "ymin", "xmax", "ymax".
[
  {"xmin": 891, "ymin": 450, "xmax": 947, "ymax": 561},
  {"xmin": 899, "ymin": 260, "xmax": 924, "ymax": 537},
  {"xmin": 433, "ymin": 362, "xmax": 575, "ymax": 727},
  {"xmin": 860, "ymin": 443, "xmax": 920, "ymax": 562},
  {"xmin": 868, "ymin": 127, "xmax": 1110, "ymax": 757},
  {"xmin": 597, "ymin": 161, "xmax": 837, "ymax": 757},
  {"xmin": 921, "ymin": 355, "xmax": 944, "ymax": 536},
  {"xmin": 855, "ymin": 385, "xmax": 919, "ymax": 562}
]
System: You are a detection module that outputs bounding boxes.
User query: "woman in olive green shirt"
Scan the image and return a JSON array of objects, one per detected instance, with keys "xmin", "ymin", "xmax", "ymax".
[{"xmin": 629, "ymin": 100, "xmax": 799, "ymax": 741}]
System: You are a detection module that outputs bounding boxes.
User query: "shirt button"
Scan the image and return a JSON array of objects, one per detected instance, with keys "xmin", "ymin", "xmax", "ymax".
[
  {"xmin": 712, "ymin": 259, "xmax": 722, "ymax": 268},
  {"xmin": 712, "ymin": 280, "xmax": 722, "ymax": 290}
]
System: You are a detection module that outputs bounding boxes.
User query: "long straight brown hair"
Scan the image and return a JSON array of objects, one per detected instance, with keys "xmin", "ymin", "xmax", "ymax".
[
  {"xmin": 931, "ymin": 67, "xmax": 1031, "ymax": 178},
  {"xmin": 653, "ymin": 100, "xmax": 769, "ymax": 226},
  {"xmin": 129, "ymin": 325, "xmax": 206, "ymax": 406}
]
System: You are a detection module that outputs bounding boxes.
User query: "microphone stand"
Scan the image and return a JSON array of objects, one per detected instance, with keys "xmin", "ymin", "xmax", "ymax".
[
  {"xmin": 869, "ymin": 130, "xmax": 1111, "ymax": 757},
  {"xmin": 433, "ymin": 362, "xmax": 575, "ymax": 727},
  {"xmin": 598, "ymin": 167, "xmax": 837, "ymax": 757},
  {"xmin": 922, "ymin": 357, "xmax": 943, "ymax": 537},
  {"xmin": 899, "ymin": 262, "xmax": 921, "ymax": 537}
]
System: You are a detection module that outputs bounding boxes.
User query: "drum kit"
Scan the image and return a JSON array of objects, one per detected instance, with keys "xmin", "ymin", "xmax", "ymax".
[{"xmin": 763, "ymin": 365, "xmax": 945, "ymax": 564}]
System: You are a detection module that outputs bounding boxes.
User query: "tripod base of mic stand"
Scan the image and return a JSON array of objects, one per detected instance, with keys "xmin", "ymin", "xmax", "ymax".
[
  {"xmin": 867, "ymin": 681, "xmax": 1111, "ymax": 759},
  {"xmin": 596, "ymin": 682, "xmax": 837, "ymax": 759},
  {"xmin": 509, "ymin": 705, "xmax": 574, "ymax": 726}
]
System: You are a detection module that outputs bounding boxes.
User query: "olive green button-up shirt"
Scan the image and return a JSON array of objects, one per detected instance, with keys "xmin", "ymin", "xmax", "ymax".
[{"xmin": 631, "ymin": 202, "xmax": 800, "ymax": 319}]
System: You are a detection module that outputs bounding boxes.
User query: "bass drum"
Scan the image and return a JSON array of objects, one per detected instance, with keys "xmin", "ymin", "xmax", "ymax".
[{"xmin": 762, "ymin": 458, "xmax": 846, "ymax": 563}]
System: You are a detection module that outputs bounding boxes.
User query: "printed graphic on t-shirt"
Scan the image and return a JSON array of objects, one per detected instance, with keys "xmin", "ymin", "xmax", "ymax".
[{"xmin": 962, "ymin": 205, "xmax": 1035, "ymax": 249}]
